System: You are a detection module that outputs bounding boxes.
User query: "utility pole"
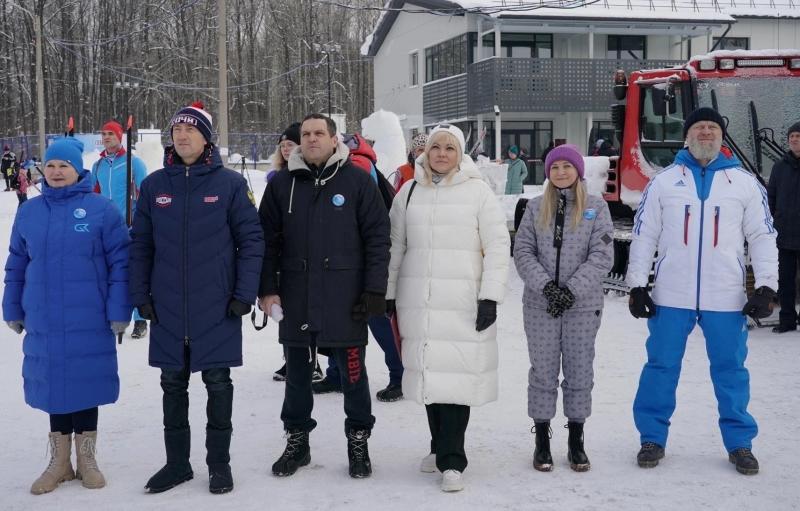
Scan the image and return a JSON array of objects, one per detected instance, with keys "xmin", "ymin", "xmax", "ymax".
[
  {"xmin": 34, "ymin": 14, "xmax": 45, "ymax": 159},
  {"xmin": 217, "ymin": 0, "xmax": 229, "ymax": 158}
]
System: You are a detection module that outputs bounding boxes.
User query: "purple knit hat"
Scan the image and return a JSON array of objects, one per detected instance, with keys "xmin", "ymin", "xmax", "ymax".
[{"xmin": 545, "ymin": 144, "xmax": 584, "ymax": 179}]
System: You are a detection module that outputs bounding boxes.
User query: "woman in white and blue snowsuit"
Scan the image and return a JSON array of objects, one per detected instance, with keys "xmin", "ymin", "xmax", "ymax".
[
  {"xmin": 3, "ymin": 137, "xmax": 131, "ymax": 494},
  {"xmin": 514, "ymin": 144, "xmax": 614, "ymax": 473}
]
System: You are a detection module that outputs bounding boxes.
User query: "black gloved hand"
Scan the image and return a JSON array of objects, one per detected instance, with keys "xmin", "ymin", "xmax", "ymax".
[
  {"xmin": 386, "ymin": 299, "xmax": 396, "ymax": 316},
  {"xmin": 137, "ymin": 303, "xmax": 159, "ymax": 325},
  {"xmin": 742, "ymin": 286, "xmax": 776, "ymax": 319},
  {"xmin": 629, "ymin": 287, "xmax": 656, "ymax": 319},
  {"xmin": 475, "ymin": 299, "xmax": 497, "ymax": 332},
  {"xmin": 543, "ymin": 281, "xmax": 560, "ymax": 303},
  {"xmin": 352, "ymin": 292, "xmax": 387, "ymax": 322},
  {"xmin": 543, "ymin": 281, "xmax": 575, "ymax": 318},
  {"xmin": 227, "ymin": 299, "xmax": 252, "ymax": 317}
]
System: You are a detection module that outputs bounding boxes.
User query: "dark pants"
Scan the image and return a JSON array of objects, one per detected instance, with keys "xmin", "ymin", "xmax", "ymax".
[
  {"xmin": 16, "ymin": 193, "xmax": 26, "ymax": 206},
  {"xmin": 426, "ymin": 403, "xmax": 471, "ymax": 472},
  {"xmin": 161, "ymin": 366, "xmax": 233, "ymax": 465},
  {"xmin": 282, "ymin": 341, "xmax": 375, "ymax": 434},
  {"xmin": 3, "ymin": 172, "xmax": 9, "ymax": 189},
  {"xmin": 778, "ymin": 248, "xmax": 800, "ymax": 328},
  {"xmin": 49, "ymin": 407, "xmax": 98, "ymax": 434},
  {"xmin": 326, "ymin": 315, "xmax": 403, "ymax": 385}
]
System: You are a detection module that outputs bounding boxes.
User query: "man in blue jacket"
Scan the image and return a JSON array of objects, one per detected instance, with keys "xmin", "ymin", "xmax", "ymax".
[
  {"xmin": 92, "ymin": 120, "xmax": 149, "ymax": 338},
  {"xmin": 626, "ymin": 107, "xmax": 778, "ymax": 476},
  {"xmin": 258, "ymin": 114, "xmax": 390, "ymax": 479},
  {"xmin": 129, "ymin": 102, "xmax": 264, "ymax": 495}
]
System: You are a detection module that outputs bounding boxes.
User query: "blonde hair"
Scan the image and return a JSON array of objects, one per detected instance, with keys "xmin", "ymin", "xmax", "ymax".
[
  {"xmin": 421, "ymin": 131, "xmax": 463, "ymax": 185},
  {"xmin": 270, "ymin": 144, "xmax": 287, "ymax": 171},
  {"xmin": 537, "ymin": 179, "xmax": 587, "ymax": 230}
]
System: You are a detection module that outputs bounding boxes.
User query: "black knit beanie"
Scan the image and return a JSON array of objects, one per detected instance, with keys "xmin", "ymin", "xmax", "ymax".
[{"xmin": 683, "ymin": 107, "xmax": 726, "ymax": 139}]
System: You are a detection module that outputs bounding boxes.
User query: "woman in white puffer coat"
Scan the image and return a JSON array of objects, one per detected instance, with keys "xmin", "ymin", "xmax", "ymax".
[{"xmin": 386, "ymin": 124, "xmax": 510, "ymax": 492}]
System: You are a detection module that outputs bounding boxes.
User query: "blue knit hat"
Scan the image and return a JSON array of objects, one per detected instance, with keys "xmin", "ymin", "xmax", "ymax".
[
  {"xmin": 170, "ymin": 100, "xmax": 214, "ymax": 143},
  {"xmin": 44, "ymin": 137, "xmax": 85, "ymax": 174}
]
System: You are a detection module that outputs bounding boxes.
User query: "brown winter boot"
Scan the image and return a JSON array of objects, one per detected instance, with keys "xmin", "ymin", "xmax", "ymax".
[
  {"xmin": 75, "ymin": 431, "xmax": 106, "ymax": 489},
  {"xmin": 30, "ymin": 432, "xmax": 75, "ymax": 495}
]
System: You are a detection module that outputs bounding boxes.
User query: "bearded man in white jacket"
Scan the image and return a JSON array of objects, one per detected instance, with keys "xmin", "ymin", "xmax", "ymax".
[{"xmin": 626, "ymin": 107, "xmax": 778, "ymax": 476}]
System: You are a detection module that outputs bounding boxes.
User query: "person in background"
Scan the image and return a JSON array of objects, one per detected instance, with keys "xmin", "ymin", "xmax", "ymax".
[
  {"xmin": 504, "ymin": 145, "xmax": 528, "ymax": 194},
  {"xmin": 514, "ymin": 144, "xmax": 614, "ymax": 472},
  {"xmin": 2, "ymin": 145, "xmax": 17, "ymax": 191},
  {"xmin": 394, "ymin": 132, "xmax": 427, "ymax": 191},
  {"xmin": 3, "ymin": 137, "xmax": 131, "ymax": 494},
  {"xmin": 766, "ymin": 121, "xmax": 800, "ymax": 333},
  {"xmin": 92, "ymin": 120, "xmax": 149, "ymax": 339},
  {"xmin": 265, "ymin": 122, "xmax": 300, "ymax": 184},
  {"xmin": 387, "ymin": 124, "xmax": 509, "ymax": 492},
  {"xmin": 12, "ymin": 163, "xmax": 29, "ymax": 206}
]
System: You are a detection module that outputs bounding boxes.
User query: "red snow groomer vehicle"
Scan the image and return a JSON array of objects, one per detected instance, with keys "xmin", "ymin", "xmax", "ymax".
[{"xmin": 601, "ymin": 50, "xmax": 800, "ymax": 294}]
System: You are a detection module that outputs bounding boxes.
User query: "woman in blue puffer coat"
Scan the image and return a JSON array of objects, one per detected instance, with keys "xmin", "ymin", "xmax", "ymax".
[{"xmin": 2, "ymin": 137, "xmax": 131, "ymax": 495}]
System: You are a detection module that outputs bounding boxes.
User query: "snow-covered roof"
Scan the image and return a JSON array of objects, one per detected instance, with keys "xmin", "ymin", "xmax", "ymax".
[{"xmin": 363, "ymin": 0, "xmax": 800, "ymax": 56}]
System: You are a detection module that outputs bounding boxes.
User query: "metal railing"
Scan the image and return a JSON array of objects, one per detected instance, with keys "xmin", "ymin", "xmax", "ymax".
[{"xmin": 466, "ymin": 57, "xmax": 685, "ymax": 115}]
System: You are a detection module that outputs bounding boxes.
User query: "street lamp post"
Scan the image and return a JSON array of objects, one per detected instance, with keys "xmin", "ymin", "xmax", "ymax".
[{"xmin": 313, "ymin": 43, "xmax": 341, "ymax": 118}]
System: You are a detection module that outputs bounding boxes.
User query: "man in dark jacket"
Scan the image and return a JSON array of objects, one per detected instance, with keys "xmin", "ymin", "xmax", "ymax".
[
  {"xmin": 767, "ymin": 121, "xmax": 800, "ymax": 333},
  {"xmin": 129, "ymin": 101, "xmax": 264, "ymax": 494},
  {"xmin": 258, "ymin": 114, "xmax": 390, "ymax": 479}
]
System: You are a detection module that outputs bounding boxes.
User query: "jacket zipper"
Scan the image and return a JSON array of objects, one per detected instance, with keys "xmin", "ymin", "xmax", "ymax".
[
  {"xmin": 713, "ymin": 206, "xmax": 720, "ymax": 247},
  {"xmin": 184, "ymin": 167, "xmax": 190, "ymax": 357},
  {"xmin": 683, "ymin": 205, "xmax": 690, "ymax": 245},
  {"xmin": 695, "ymin": 168, "xmax": 707, "ymax": 312}
]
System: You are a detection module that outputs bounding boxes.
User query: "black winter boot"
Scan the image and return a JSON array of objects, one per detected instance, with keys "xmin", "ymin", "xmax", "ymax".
[
  {"xmin": 375, "ymin": 383, "xmax": 403, "ymax": 402},
  {"xmin": 206, "ymin": 428, "xmax": 233, "ymax": 494},
  {"xmin": 532, "ymin": 422, "xmax": 553, "ymax": 472},
  {"xmin": 131, "ymin": 320, "xmax": 148, "ymax": 339},
  {"xmin": 145, "ymin": 430, "xmax": 194, "ymax": 493},
  {"xmin": 272, "ymin": 430, "xmax": 310, "ymax": 477},
  {"xmin": 567, "ymin": 422, "xmax": 590, "ymax": 472},
  {"xmin": 347, "ymin": 429, "xmax": 372, "ymax": 478},
  {"xmin": 637, "ymin": 442, "xmax": 665, "ymax": 468},
  {"xmin": 312, "ymin": 376, "xmax": 341, "ymax": 394},
  {"xmin": 728, "ymin": 448, "xmax": 759, "ymax": 475}
]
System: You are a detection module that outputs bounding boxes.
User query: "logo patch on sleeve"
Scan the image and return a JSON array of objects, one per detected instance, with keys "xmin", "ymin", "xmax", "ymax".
[
  {"xmin": 155, "ymin": 194, "xmax": 173, "ymax": 207},
  {"xmin": 204, "ymin": 195, "xmax": 219, "ymax": 203}
]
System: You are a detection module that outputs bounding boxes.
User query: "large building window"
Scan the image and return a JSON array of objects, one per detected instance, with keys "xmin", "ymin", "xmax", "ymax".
[
  {"xmin": 409, "ymin": 52, "xmax": 418, "ymax": 86},
  {"xmin": 425, "ymin": 34, "xmax": 467, "ymax": 82},
  {"xmin": 469, "ymin": 32, "xmax": 553, "ymax": 62},
  {"xmin": 713, "ymin": 37, "xmax": 749, "ymax": 51},
  {"xmin": 607, "ymin": 35, "xmax": 646, "ymax": 60}
]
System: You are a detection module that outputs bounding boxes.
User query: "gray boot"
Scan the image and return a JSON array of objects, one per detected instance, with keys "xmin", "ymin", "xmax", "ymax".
[
  {"xmin": 30, "ymin": 432, "xmax": 75, "ymax": 495},
  {"xmin": 75, "ymin": 431, "xmax": 106, "ymax": 489}
]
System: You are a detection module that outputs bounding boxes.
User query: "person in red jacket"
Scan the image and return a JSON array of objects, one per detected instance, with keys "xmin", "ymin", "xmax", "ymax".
[{"xmin": 394, "ymin": 133, "xmax": 427, "ymax": 191}]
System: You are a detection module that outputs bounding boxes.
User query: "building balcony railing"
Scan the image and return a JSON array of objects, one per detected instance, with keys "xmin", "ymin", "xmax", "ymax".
[{"xmin": 467, "ymin": 57, "xmax": 685, "ymax": 115}]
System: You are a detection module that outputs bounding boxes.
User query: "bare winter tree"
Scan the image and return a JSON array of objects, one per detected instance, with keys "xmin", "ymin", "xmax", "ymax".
[{"xmin": 0, "ymin": 0, "xmax": 381, "ymax": 151}]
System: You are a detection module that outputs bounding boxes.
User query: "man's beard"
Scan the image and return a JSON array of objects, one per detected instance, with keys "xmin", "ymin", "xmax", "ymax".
[{"xmin": 687, "ymin": 137, "xmax": 722, "ymax": 162}]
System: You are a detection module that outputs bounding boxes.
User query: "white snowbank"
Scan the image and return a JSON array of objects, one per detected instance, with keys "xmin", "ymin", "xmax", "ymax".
[{"xmin": 583, "ymin": 156, "xmax": 610, "ymax": 198}]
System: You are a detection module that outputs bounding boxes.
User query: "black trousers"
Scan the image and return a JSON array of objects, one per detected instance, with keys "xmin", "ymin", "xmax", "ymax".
[
  {"xmin": 161, "ymin": 366, "xmax": 233, "ymax": 465},
  {"xmin": 281, "ymin": 342, "xmax": 374, "ymax": 434},
  {"xmin": 16, "ymin": 193, "xmax": 26, "ymax": 206},
  {"xmin": 426, "ymin": 403, "xmax": 471, "ymax": 472},
  {"xmin": 778, "ymin": 248, "xmax": 800, "ymax": 327},
  {"xmin": 50, "ymin": 407, "xmax": 98, "ymax": 434}
]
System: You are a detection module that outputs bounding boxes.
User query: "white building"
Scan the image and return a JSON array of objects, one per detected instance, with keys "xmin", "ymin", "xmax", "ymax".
[{"xmin": 362, "ymin": 0, "xmax": 800, "ymax": 183}]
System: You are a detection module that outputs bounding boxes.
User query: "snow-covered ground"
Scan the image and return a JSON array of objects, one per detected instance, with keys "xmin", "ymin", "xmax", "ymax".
[{"xmin": 0, "ymin": 179, "xmax": 797, "ymax": 511}]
